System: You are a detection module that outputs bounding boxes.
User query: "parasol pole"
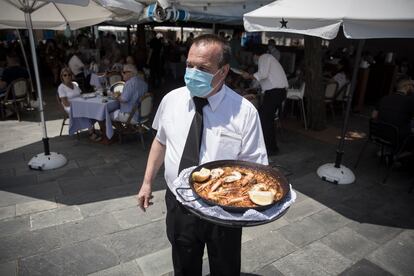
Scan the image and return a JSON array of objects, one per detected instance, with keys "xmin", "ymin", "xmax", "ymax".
[
  {"xmin": 317, "ymin": 39, "xmax": 365, "ymax": 184},
  {"xmin": 24, "ymin": 5, "xmax": 67, "ymax": 170}
]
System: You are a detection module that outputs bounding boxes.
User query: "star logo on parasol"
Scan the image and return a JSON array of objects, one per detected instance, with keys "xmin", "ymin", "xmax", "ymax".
[{"xmin": 280, "ymin": 18, "xmax": 288, "ymax": 28}]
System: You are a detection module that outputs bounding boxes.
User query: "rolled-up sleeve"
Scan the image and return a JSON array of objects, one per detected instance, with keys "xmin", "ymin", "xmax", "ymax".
[
  {"xmin": 239, "ymin": 106, "xmax": 268, "ymax": 165},
  {"xmin": 253, "ymin": 55, "xmax": 270, "ymax": 82},
  {"xmin": 152, "ymin": 96, "xmax": 167, "ymax": 145}
]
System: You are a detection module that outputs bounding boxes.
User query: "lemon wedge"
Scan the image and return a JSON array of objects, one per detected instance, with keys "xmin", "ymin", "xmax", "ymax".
[
  {"xmin": 248, "ymin": 190, "xmax": 274, "ymax": 206},
  {"xmin": 192, "ymin": 168, "xmax": 211, "ymax": 182}
]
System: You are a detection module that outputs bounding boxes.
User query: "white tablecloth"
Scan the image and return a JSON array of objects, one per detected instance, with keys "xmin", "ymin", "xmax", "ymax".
[{"xmin": 69, "ymin": 95, "xmax": 119, "ymax": 139}]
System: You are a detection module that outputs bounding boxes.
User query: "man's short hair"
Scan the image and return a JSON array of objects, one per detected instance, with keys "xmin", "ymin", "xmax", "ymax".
[
  {"xmin": 123, "ymin": 64, "xmax": 138, "ymax": 75},
  {"xmin": 191, "ymin": 34, "xmax": 231, "ymax": 68}
]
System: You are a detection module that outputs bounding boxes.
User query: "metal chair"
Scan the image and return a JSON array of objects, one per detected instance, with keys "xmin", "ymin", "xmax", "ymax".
[
  {"xmin": 56, "ymin": 94, "xmax": 70, "ymax": 136},
  {"xmin": 0, "ymin": 78, "xmax": 30, "ymax": 121},
  {"xmin": 286, "ymin": 82, "xmax": 307, "ymax": 129},
  {"xmin": 113, "ymin": 93, "xmax": 154, "ymax": 149},
  {"xmin": 354, "ymin": 119, "xmax": 403, "ymax": 183},
  {"xmin": 324, "ymin": 80, "xmax": 339, "ymax": 120},
  {"xmin": 333, "ymin": 81, "xmax": 351, "ymax": 116},
  {"xmin": 56, "ymin": 94, "xmax": 79, "ymax": 139}
]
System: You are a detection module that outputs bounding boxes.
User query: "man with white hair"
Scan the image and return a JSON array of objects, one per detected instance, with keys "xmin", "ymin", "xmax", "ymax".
[{"xmin": 110, "ymin": 64, "xmax": 148, "ymax": 124}]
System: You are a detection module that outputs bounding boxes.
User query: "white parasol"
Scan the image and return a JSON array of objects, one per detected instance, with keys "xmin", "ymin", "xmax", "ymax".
[{"xmin": 244, "ymin": 0, "xmax": 414, "ymax": 184}]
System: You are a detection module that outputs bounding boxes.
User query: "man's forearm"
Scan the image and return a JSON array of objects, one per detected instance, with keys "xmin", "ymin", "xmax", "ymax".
[{"xmin": 142, "ymin": 138, "xmax": 166, "ymax": 185}]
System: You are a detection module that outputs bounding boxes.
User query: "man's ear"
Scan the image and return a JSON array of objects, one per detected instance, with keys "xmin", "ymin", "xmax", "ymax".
[{"xmin": 222, "ymin": 64, "xmax": 230, "ymax": 75}]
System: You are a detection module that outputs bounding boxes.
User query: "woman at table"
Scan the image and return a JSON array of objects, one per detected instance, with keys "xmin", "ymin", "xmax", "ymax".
[
  {"xmin": 57, "ymin": 67, "xmax": 81, "ymax": 114},
  {"xmin": 58, "ymin": 67, "xmax": 99, "ymax": 141}
]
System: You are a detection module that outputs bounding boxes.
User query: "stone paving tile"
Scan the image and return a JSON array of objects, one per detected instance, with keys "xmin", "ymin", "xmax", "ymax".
[
  {"xmin": 293, "ymin": 174, "xmax": 365, "ymax": 208},
  {"xmin": 253, "ymin": 264, "xmax": 284, "ymax": 276},
  {"xmin": 3, "ymin": 181, "xmax": 62, "ymax": 202},
  {"xmin": 76, "ymin": 155, "xmax": 108, "ymax": 168},
  {"xmin": 241, "ymin": 231, "xmax": 298, "ymax": 272},
  {"xmin": 0, "ymin": 215, "xmax": 30, "ymax": 237},
  {"xmin": 57, "ymin": 213, "xmax": 122, "ymax": 246},
  {"xmin": 278, "ymin": 216, "xmax": 331, "ymax": 247},
  {"xmin": 97, "ymin": 220, "xmax": 170, "ymax": 263},
  {"xmin": 0, "ymin": 226, "xmax": 61, "ymax": 263},
  {"xmin": 16, "ymin": 198, "xmax": 58, "ymax": 216},
  {"xmin": 23, "ymin": 159, "xmax": 76, "ymax": 174},
  {"xmin": 112, "ymin": 191, "xmax": 166, "ymax": 230},
  {"xmin": 56, "ymin": 182, "xmax": 137, "ymax": 207},
  {"xmin": 0, "ymin": 175, "xmax": 37, "ymax": 189},
  {"xmin": 80, "ymin": 195, "xmax": 138, "ymax": 218},
  {"xmin": 0, "ymin": 261, "xmax": 17, "ymax": 276},
  {"xmin": 320, "ymin": 226, "xmax": 379, "ymax": 261},
  {"xmin": 127, "ymin": 157, "xmax": 152, "ymax": 171},
  {"xmin": 35, "ymin": 161, "xmax": 87, "ymax": 183},
  {"xmin": 367, "ymin": 230, "xmax": 414, "ymax": 276},
  {"xmin": 339, "ymin": 259, "xmax": 393, "ymax": 276},
  {"xmin": 118, "ymin": 167, "xmax": 145, "ymax": 184},
  {"xmin": 0, "ymin": 190, "xmax": 39, "ymax": 208},
  {"xmin": 243, "ymin": 217, "xmax": 289, "ymax": 242},
  {"xmin": 369, "ymin": 199, "xmax": 414, "ymax": 229},
  {"xmin": 291, "ymin": 189, "xmax": 307, "ymax": 203},
  {"xmin": 88, "ymin": 259, "xmax": 143, "ymax": 276},
  {"xmin": 346, "ymin": 221, "xmax": 403, "ymax": 245},
  {"xmin": 0, "ymin": 153, "xmax": 25, "ymax": 167},
  {"xmin": 273, "ymin": 241, "xmax": 352, "ymax": 276},
  {"xmin": 136, "ymin": 247, "xmax": 173, "ymax": 276},
  {"xmin": 30, "ymin": 205, "xmax": 83, "ymax": 231},
  {"xmin": 19, "ymin": 239, "xmax": 120, "ymax": 276},
  {"xmin": 89, "ymin": 162, "xmax": 134, "ymax": 177},
  {"xmin": 283, "ymin": 197, "xmax": 327, "ymax": 223},
  {"xmin": 0, "ymin": 205, "xmax": 15, "ymax": 220},
  {"xmin": 340, "ymin": 190, "xmax": 389, "ymax": 219},
  {"xmin": 0, "ymin": 168, "xmax": 15, "ymax": 177},
  {"xmin": 58, "ymin": 175, "xmax": 123, "ymax": 196},
  {"xmin": 310, "ymin": 208, "xmax": 353, "ymax": 233}
]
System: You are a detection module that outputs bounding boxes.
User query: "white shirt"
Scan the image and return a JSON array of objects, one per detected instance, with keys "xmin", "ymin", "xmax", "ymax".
[
  {"xmin": 254, "ymin": 53, "xmax": 288, "ymax": 91},
  {"xmin": 332, "ymin": 72, "xmax": 348, "ymax": 92},
  {"xmin": 58, "ymin": 82, "xmax": 81, "ymax": 100},
  {"xmin": 68, "ymin": 55, "xmax": 84, "ymax": 76},
  {"xmin": 153, "ymin": 85, "xmax": 268, "ymax": 187},
  {"xmin": 58, "ymin": 82, "xmax": 81, "ymax": 113}
]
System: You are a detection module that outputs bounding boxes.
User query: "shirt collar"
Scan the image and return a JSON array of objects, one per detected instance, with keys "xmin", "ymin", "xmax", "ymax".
[{"xmin": 207, "ymin": 84, "xmax": 226, "ymax": 112}]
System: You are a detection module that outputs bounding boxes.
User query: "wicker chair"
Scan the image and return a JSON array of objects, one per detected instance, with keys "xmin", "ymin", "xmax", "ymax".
[
  {"xmin": 113, "ymin": 93, "xmax": 154, "ymax": 149},
  {"xmin": 0, "ymin": 78, "xmax": 30, "ymax": 121}
]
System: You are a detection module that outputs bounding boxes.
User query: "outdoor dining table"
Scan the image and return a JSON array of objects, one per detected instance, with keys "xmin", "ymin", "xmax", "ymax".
[{"xmin": 69, "ymin": 94, "xmax": 119, "ymax": 139}]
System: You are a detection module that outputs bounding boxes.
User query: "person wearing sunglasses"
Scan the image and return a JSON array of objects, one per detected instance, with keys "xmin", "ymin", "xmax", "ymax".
[
  {"xmin": 57, "ymin": 67, "xmax": 98, "ymax": 141},
  {"xmin": 57, "ymin": 67, "xmax": 81, "ymax": 114}
]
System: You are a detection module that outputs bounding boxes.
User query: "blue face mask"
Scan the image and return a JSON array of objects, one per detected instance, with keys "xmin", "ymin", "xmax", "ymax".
[{"xmin": 184, "ymin": 67, "xmax": 221, "ymax": 98}]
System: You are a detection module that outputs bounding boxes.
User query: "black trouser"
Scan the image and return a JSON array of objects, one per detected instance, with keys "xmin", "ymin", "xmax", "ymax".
[
  {"xmin": 165, "ymin": 188, "xmax": 242, "ymax": 276},
  {"xmin": 259, "ymin": 88, "xmax": 287, "ymax": 153}
]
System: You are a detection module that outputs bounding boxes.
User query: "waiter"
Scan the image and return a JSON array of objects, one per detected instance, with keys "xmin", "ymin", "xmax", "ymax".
[
  {"xmin": 137, "ymin": 34, "xmax": 268, "ymax": 275},
  {"xmin": 242, "ymin": 47, "xmax": 288, "ymax": 155}
]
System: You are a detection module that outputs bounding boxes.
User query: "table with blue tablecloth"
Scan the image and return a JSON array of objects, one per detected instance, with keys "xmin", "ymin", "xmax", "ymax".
[{"xmin": 69, "ymin": 95, "xmax": 119, "ymax": 139}]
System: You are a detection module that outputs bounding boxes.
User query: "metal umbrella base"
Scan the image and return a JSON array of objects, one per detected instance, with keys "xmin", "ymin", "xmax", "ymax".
[
  {"xmin": 28, "ymin": 152, "xmax": 67, "ymax": 171},
  {"xmin": 317, "ymin": 163, "xmax": 355, "ymax": 185}
]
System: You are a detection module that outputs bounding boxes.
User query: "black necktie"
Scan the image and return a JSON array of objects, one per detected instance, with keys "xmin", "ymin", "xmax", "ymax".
[{"xmin": 178, "ymin": 97, "xmax": 209, "ymax": 174}]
